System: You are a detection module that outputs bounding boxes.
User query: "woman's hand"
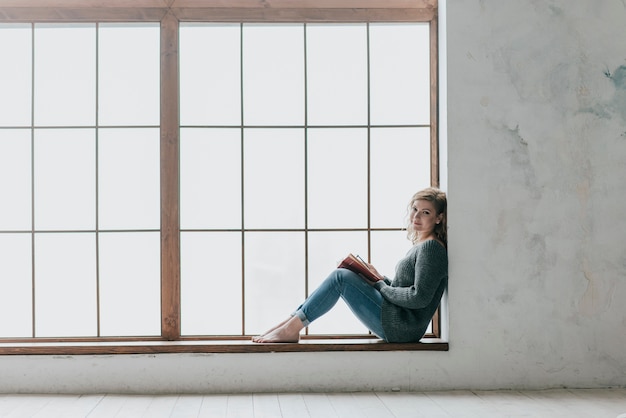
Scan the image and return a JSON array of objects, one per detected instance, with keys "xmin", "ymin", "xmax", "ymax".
[{"xmin": 363, "ymin": 262, "xmax": 384, "ymax": 281}]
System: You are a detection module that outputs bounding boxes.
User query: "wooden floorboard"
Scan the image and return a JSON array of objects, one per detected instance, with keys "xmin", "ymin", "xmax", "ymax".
[
  {"xmin": 226, "ymin": 394, "xmax": 254, "ymax": 418},
  {"xmin": 301, "ymin": 393, "xmax": 339, "ymax": 418},
  {"xmin": 276, "ymin": 394, "xmax": 309, "ymax": 418},
  {"xmin": 141, "ymin": 395, "xmax": 179, "ymax": 418},
  {"xmin": 197, "ymin": 394, "xmax": 228, "ymax": 417},
  {"xmin": 382, "ymin": 392, "xmax": 450, "ymax": 418},
  {"xmin": 439, "ymin": 392, "xmax": 486, "ymax": 417},
  {"xmin": 252, "ymin": 394, "xmax": 282, "ymax": 418},
  {"xmin": 169, "ymin": 394, "xmax": 203, "ymax": 418},
  {"xmin": 0, "ymin": 389, "xmax": 624, "ymax": 417}
]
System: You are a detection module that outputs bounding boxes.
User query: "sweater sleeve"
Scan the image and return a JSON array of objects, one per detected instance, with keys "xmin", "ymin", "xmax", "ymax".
[{"xmin": 374, "ymin": 240, "xmax": 447, "ymax": 309}]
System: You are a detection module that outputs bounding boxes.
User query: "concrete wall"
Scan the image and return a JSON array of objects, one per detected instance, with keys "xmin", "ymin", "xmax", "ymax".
[
  {"xmin": 1, "ymin": 0, "xmax": 625, "ymax": 393},
  {"xmin": 444, "ymin": 0, "xmax": 626, "ymax": 390}
]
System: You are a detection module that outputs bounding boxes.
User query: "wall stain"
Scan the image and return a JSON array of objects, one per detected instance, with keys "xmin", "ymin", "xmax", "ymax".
[
  {"xmin": 582, "ymin": 64, "xmax": 626, "ymax": 121},
  {"xmin": 547, "ymin": 5, "xmax": 564, "ymax": 17},
  {"xmin": 509, "ymin": 124, "xmax": 528, "ymax": 146},
  {"xmin": 609, "ymin": 64, "xmax": 626, "ymax": 90},
  {"xmin": 579, "ymin": 256, "xmax": 616, "ymax": 317},
  {"xmin": 498, "ymin": 122, "xmax": 542, "ymax": 200},
  {"xmin": 525, "ymin": 232, "xmax": 555, "ymax": 282}
]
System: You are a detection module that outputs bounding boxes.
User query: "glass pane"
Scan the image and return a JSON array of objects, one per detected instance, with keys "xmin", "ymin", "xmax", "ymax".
[
  {"xmin": 242, "ymin": 24, "xmax": 304, "ymax": 126},
  {"xmin": 307, "ymin": 128, "xmax": 368, "ymax": 229},
  {"xmin": 0, "ymin": 234, "xmax": 32, "ymax": 337},
  {"xmin": 34, "ymin": 24, "xmax": 96, "ymax": 126},
  {"xmin": 370, "ymin": 128, "xmax": 431, "ymax": 228},
  {"xmin": 98, "ymin": 23, "xmax": 159, "ymax": 126},
  {"xmin": 35, "ymin": 233, "xmax": 97, "ymax": 337},
  {"xmin": 244, "ymin": 232, "xmax": 304, "ymax": 335},
  {"xmin": 180, "ymin": 128, "xmax": 242, "ymax": 229},
  {"xmin": 369, "ymin": 23, "xmax": 430, "ymax": 125},
  {"xmin": 0, "ymin": 24, "xmax": 31, "ymax": 127},
  {"xmin": 180, "ymin": 24, "xmax": 241, "ymax": 126},
  {"xmin": 307, "ymin": 231, "xmax": 370, "ymax": 335},
  {"xmin": 34, "ymin": 129, "xmax": 96, "ymax": 230},
  {"xmin": 99, "ymin": 232, "xmax": 160, "ymax": 336},
  {"xmin": 181, "ymin": 232, "xmax": 242, "ymax": 336},
  {"xmin": 98, "ymin": 128, "xmax": 160, "ymax": 230},
  {"xmin": 244, "ymin": 129, "xmax": 304, "ymax": 229},
  {"xmin": 0, "ymin": 130, "xmax": 31, "ymax": 231},
  {"xmin": 306, "ymin": 24, "xmax": 367, "ymax": 126}
]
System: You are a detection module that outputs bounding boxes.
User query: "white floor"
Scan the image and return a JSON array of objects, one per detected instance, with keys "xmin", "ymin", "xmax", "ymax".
[{"xmin": 0, "ymin": 389, "xmax": 625, "ymax": 417}]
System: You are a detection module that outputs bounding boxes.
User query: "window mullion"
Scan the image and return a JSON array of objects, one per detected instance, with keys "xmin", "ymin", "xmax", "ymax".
[
  {"xmin": 429, "ymin": 18, "xmax": 441, "ymax": 337},
  {"xmin": 160, "ymin": 11, "xmax": 181, "ymax": 341}
]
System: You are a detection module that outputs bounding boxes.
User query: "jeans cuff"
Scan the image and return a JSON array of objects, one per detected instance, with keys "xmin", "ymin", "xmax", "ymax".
[{"xmin": 292, "ymin": 310, "xmax": 310, "ymax": 327}]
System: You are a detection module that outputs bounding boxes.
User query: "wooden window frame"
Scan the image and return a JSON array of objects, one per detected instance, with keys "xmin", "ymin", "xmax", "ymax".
[{"xmin": 0, "ymin": 0, "xmax": 446, "ymax": 354}]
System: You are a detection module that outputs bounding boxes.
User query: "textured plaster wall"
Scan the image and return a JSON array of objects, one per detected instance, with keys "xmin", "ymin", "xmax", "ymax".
[
  {"xmin": 444, "ymin": 0, "xmax": 626, "ymax": 390},
  {"xmin": 1, "ymin": 0, "xmax": 625, "ymax": 393}
]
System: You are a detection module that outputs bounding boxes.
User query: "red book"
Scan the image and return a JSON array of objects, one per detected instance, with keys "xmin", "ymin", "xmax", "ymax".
[{"xmin": 338, "ymin": 253, "xmax": 384, "ymax": 283}]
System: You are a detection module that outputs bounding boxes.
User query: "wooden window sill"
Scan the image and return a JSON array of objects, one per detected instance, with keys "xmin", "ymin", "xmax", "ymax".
[{"xmin": 0, "ymin": 338, "xmax": 448, "ymax": 355}]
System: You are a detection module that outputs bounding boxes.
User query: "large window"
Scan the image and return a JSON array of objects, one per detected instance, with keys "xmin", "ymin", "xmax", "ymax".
[
  {"xmin": 0, "ymin": 23, "xmax": 161, "ymax": 339},
  {"xmin": 179, "ymin": 22, "xmax": 432, "ymax": 337},
  {"xmin": 0, "ymin": 1, "xmax": 442, "ymax": 353}
]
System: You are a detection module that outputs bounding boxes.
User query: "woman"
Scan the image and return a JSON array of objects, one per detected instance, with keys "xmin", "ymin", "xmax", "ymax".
[{"xmin": 252, "ymin": 187, "xmax": 448, "ymax": 343}]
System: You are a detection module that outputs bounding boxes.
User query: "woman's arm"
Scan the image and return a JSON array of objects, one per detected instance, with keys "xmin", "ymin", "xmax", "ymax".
[{"xmin": 374, "ymin": 240, "xmax": 447, "ymax": 309}]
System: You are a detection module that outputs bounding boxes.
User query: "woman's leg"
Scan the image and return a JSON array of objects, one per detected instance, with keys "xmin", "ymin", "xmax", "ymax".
[
  {"xmin": 253, "ymin": 268, "xmax": 386, "ymax": 343},
  {"xmin": 296, "ymin": 268, "xmax": 386, "ymax": 339}
]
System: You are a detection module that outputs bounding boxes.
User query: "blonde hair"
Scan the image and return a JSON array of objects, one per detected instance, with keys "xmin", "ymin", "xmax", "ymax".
[{"xmin": 406, "ymin": 187, "xmax": 447, "ymax": 246}]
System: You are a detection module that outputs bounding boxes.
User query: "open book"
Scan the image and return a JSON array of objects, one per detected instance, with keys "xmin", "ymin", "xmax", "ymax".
[{"xmin": 338, "ymin": 253, "xmax": 384, "ymax": 283}]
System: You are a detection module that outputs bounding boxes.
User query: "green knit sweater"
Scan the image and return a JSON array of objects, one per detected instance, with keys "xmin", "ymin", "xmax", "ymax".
[{"xmin": 374, "ymin": 239, "xmax": 448, "ymax": 343}]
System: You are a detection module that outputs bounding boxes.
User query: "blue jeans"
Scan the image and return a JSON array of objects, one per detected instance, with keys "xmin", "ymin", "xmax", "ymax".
[{"xmin": 293, "ymin": 268, "xmax": 386, "ymax": 340}]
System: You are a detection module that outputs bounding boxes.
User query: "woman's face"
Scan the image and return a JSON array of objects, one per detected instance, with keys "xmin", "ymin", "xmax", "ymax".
[{"xmin": 410, "ymin": 199, "xmax": 442, "ymax": 237}]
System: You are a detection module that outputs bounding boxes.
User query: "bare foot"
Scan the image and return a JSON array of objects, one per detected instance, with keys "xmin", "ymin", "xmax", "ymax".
[
  {"xmin": 252, "ymin": 316, "xmax": 292, "ymax": 342},
  {"xmin": 252, "ymin": 316, "xmax": 304, "ymax": 343}
]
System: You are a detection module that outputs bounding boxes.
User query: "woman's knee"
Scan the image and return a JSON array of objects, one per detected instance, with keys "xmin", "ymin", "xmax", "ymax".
[{"xmin": 331, "ymin": 268, "xmax": 364, "ymax": 289}]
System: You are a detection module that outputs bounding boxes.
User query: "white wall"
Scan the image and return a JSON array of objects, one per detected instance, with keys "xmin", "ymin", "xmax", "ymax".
[
  {"xmin": 444, "ymin": 0, "xmax": 626, "ymax": 390},
  {"xmin": 2, "ymin": 0, "xmax": 626, "ymax": 393}
]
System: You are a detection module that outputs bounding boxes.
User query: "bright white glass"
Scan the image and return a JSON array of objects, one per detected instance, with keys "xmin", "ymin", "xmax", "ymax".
[
  {"xmin": 0, "ymin": 234, "xmax": 32, "ymax": 337},
  {"xmin": 369, "ymin": 23, "xmax": 430, "ymax": 125},
  {"xmin": 307, "ymin": 128, "xmax": 368, "ymax": 228},
  {"xmin": 98, "ymin": 128, "xmax": 160, "ymax": 230},
  {"xmin": 180, "ymin": 128, "xmax": 242, "ymax": 229},
  {"xmin": 306, "ymin": 231, "xmax": 370, "ymax": 335},
  {"xmin": 34, "ymin": 24, "xmax": 96, "ymax": 126},
  {"xmin": 99, "ymin": 232, "xmax": 160, "ymax": 336},
  {"xmin": 306, "ymin": 24, "xmax": 368, "ymax": 125},
  {"xmin": 0, "ymin": 24, "xmax": 31, "ymax": 127},
  {"xmin": 98, "ymin": 23, "xmax": 159, "ymax": 126},
  {"xmin": 242, "ymin": 24, "xmax": 304, "ymax": 125},
  {"xmin": 370, "ymin": 128, "xmax": 431, "ymax": 228},
  {"xmin": 0, "ymin": 130, "xmax": 31, "ymax": 230},
  {"xmin": 34, "ymin": 129, "xmax": 96, "ymax": 230},
  {"xmin": 180, "ymin": 24, "xmax": 241, "ymax": 126},
  {"xmin": 244, "ymin": 232, "xmax": 305, "ymax": 335},
  {"xmin": 243, "ymin": 129, "xmax": 305, "ymax": 229},
  {"xmin": 35, "ymin": 233, "xmax": 97, "ymax": 337},
  {"xmin": 181, "ymin": 232, "xmax": 242, "ymax": 336}
]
